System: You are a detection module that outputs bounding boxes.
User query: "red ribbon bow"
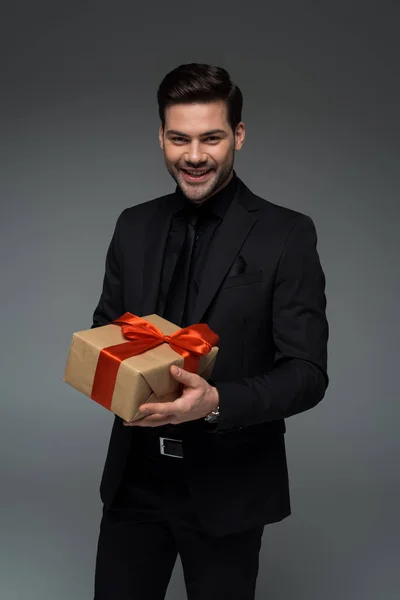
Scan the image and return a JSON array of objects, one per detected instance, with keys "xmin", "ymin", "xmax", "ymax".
[{"xmin": 90, "ymin": 313, "xmax": 219, "ymax": 410}]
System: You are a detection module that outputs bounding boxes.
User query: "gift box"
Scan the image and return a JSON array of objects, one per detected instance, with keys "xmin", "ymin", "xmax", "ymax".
[{"xmin": 63, "ymin": 313, "xmax": 219, "ymax": 422}]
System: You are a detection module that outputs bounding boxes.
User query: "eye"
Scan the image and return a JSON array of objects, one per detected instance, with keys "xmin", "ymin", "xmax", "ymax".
[
  {"xmin": 203, "ymin": 136, "xmax": 221, "ymax": 143},
  {"xmin": 171, "ymin": 136, "xmax": 188, "ymax": 144}
]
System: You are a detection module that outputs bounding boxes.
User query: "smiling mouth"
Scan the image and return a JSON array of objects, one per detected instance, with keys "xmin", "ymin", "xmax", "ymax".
[{"xmin": 181, "ymin": 168, "xmax": 213, "ymax": 181}]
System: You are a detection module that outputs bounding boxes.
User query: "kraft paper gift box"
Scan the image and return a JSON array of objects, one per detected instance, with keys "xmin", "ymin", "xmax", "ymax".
[{"xmin": 63, "ymin": 313, "xmax": 219, "ymax": 422}]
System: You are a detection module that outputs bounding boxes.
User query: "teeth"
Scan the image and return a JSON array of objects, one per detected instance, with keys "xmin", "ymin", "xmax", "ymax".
[{"xmin": 185, "ymin": 170, "xmax": 209, "ymax": 176}]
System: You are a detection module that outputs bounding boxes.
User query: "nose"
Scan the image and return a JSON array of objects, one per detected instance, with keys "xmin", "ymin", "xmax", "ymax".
[{"xmin": 185, "ymin": 141, "xmax": 206, "ymax": 166}]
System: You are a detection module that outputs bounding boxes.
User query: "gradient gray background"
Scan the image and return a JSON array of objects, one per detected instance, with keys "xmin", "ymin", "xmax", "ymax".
[{"xmin": 1, "ymin": 1, "xmax": 399, "ymax": 598}]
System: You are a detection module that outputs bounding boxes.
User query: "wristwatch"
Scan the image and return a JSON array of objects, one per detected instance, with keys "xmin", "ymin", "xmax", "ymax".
[
  {"xmin": 204, "ymin": 379, "xmax": 219, "ymax": 423},
  {"xmin": 204, "ymin": 405, "xmax": 220, "ymax": 423}
]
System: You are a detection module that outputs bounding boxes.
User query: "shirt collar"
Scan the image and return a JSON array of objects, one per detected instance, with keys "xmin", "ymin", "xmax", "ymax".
[{"xmin": 174, "ymin": 170, "xmax": 239, "ymax": 220}]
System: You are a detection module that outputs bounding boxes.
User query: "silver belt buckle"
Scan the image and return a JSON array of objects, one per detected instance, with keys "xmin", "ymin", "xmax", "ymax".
[{"xmin": 159, "ymin": 437, "xmax": 183, "ymax": 459}]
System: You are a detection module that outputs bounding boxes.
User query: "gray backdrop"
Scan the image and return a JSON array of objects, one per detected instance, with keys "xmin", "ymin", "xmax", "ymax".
[{"xmin": 1, "ymin": 1, "xmax": 399, "ymax": 598}]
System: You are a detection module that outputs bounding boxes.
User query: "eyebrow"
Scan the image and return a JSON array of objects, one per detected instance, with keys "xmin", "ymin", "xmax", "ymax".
[{"xmin": 165, "ymin": 129, "xmax": 227, "ymax": 137}]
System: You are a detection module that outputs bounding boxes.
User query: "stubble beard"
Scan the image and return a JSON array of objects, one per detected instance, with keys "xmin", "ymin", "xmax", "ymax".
[{"xmin": 167, "ymin": 151, "xmax": 235, "ymax": 205}]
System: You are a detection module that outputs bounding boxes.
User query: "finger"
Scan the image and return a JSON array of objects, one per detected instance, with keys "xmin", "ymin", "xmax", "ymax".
[
  {"xmin": 139, "ymin": 401, "xmax": 178, "ymax": 415},
  {"xmin": 123, "ymin": 414, "xmax": 172, "ymax": 427},
  {"xmin": 140, "ymin": 396, "xmax": 190, "ymax": 416},
  {"xmin": 142, "ymin": 412, "xmax": 173, "ymax": 422},
  {"xmin": 123, "ymin": 413, "xmax": 168, "ymax": 424},
  {"xmin": 170, "ymin": 365, "xmax": 199, "ymax": 387}
]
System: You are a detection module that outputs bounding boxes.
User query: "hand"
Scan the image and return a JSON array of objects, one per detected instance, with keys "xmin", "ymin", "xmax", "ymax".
[{"xmin": 123, "ymin": 365, "xmax": 219, "ymax": 427}]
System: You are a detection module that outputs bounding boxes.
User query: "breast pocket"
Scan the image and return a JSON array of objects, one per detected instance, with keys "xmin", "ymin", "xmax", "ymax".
[
  {"xmin": 222, "ymin": 270, "xmax": 263, "ymax": 289},
  {"xmin": 215, "ymin": 270, "xmax": 265, "ymax": 321}
]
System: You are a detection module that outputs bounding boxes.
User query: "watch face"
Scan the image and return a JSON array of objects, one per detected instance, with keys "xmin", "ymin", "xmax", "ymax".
[{"xmin": 206, "ymin": 413, "xmax": 219, "ymax": 423}]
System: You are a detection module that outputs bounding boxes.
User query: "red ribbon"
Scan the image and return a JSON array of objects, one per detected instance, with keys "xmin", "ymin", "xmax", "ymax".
[{"xmin": 90, "ymin": 312, "xmax": 219, "ymax": 410}]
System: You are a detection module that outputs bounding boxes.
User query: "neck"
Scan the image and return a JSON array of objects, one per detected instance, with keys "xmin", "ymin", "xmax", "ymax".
[{"xmin": 208, "ymin": 170, "xmax": 233, "ymax": 200}]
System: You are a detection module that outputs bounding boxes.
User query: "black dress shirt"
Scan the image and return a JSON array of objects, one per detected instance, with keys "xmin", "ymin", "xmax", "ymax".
[{"xmin": 157, "ymin": 171, "xmax": 239, "ymax": 327}]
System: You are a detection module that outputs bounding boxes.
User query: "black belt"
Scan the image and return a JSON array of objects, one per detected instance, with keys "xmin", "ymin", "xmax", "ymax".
[
  {"xmin": 131, "ymin": 420, "xmax": 206, "ymax": 460},
  {"xmin": 131, "ymin": 428, "xmax": 184, "ymax": 459}
]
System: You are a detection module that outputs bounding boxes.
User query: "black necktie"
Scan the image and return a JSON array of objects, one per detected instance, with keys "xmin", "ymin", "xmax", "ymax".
[{"xmin": 163, "ymin": 210, "xmax": 198, "ymax": 327}]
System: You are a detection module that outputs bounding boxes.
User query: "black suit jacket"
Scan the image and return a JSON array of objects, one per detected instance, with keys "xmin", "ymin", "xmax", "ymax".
[{"xmin": 92, "ymin": 177, "xmax": 329, "ymax": 536}]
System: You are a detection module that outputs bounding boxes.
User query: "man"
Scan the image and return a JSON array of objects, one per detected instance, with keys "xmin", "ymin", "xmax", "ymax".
[{"xmin": 92, "ymin": 63, "xmax": 329, "ymax": 600}]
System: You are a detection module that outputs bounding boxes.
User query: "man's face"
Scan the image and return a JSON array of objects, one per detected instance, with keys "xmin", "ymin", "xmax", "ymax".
[{"xmin": 159, "ymin": 100, "xmax": 245, "ymax": 204}]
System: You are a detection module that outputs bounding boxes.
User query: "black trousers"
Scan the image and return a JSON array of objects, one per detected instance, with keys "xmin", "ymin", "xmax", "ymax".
[{"xmin": 94, "ymin": 431, "xmax": 264, "ymax": 600}]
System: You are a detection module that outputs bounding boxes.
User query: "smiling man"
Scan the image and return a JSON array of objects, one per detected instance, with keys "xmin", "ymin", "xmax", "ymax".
[
  {"xmin": 92, "ymin": 63, "xmax": 329, "ymax": 600},
  {"xmin": 161, "ymin": 100, "xmax": 243, "ymax": 203}
]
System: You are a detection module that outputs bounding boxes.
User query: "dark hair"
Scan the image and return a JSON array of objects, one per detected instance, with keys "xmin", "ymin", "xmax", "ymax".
[{"xmin": 157, "ymin": 63, "xmax": 243, "ymax": 132}]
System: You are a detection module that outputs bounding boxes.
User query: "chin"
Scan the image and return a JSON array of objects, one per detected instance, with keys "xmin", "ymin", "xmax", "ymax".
[
  {"xmin": 177, "ymin": 174, "xmax": 219, "ymax": 203},
  {"xmin": 181, "ymin": 187, "xmax": 214, "ymax": 204}
]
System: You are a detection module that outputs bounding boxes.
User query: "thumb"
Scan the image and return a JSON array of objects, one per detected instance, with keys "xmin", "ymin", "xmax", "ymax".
[{"xmin": 170, "ymin": 364, "xmax": 197, "ymax": 386}]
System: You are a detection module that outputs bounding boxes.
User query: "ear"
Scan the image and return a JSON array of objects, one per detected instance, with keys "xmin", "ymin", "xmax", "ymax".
[
  {"xmin": 159, "ymin": 124, "xmax": 164, "ymax": 150},
  {"xmin": 235, "ymin": 122, "xmax": 245, "ymax": 151}
]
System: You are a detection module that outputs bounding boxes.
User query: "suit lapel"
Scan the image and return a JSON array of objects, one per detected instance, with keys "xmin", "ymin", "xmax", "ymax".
[{"xmin": 191, "ymin": 182, "xmax": 259, "ymax": 324}]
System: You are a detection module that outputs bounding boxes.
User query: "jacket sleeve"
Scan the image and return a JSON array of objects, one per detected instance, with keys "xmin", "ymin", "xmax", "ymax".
[
  {"xmin": 212, "ymin": 214, "xmax": 329, "ymax": 433},
  {"xmin": 91, "ymin": 211, "xmax": 126, "ymax": 329}
]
